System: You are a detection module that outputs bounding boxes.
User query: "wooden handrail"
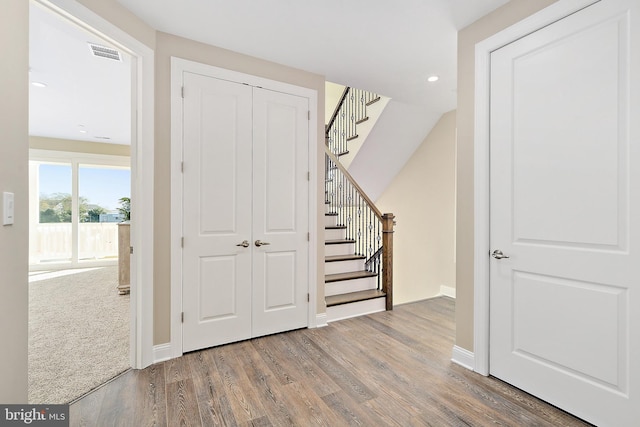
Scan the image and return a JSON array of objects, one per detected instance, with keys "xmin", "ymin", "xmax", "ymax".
[
  {"xmin": 326, "ymin": 86, "xmax": 350, "ymax": 133},
  {"xmin": 324, "ymin": 146, "xmax": 383, "ymax": 220}
]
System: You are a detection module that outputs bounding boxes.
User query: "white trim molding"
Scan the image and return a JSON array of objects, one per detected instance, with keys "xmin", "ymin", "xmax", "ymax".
[
  {"xmin": 439, "ymin": 285, "xmax": 456, "ymax": 299},
  {"xmin": 170, "ymin": 58, "xmax": 319, "ymax": 359},
  {"xmin": 451, "ymin": 346, "xmax": 475, "ymax": 371},
  {"xmin": 473, "ymin": 0, "xmax": 600, "ymax": 377},
  {"xmin": 315, "ymin": 313, "xmax": 328, "ymax": 328},
  {"xmin": 39, "ymin": 0, "xmax": 155, "ymax": 370},
  {"xmin": 153, "ymin": 343, "xmax": 173, "ymax": 364}
]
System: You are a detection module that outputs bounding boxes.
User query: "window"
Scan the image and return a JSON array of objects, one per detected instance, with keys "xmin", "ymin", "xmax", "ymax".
[{"xmin": 29, "ymin": 151, "xmax": 130, "ymax": 268}]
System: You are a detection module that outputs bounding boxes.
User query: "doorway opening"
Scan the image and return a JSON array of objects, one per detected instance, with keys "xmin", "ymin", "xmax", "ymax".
[{"xmin": 28, "ymin": 1, "xmax": 133, "ymax": 403}]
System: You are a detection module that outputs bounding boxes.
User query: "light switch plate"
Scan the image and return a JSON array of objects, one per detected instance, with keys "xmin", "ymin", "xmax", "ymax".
[{"xmin": 3, "ymin": 192, "xmax": 14, "ymax": 225}]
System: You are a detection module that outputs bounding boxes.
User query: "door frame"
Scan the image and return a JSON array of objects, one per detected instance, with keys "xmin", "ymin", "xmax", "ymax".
[
  {"xmin": 170, "ymin": 58, "xmax": 319, "ymax": 359},
  {"xmin": 35, "ymin": 0, "xmax": 155, "ymax": 369},
  {"xmin": 473, "ymin": 0, "xmax": 600, "ymax": 375}
]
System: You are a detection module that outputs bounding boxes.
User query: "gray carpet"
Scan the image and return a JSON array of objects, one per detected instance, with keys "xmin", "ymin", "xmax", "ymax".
[{"xmin": 28, "ymin": 266, "xmax": 129, "ymax": 404}]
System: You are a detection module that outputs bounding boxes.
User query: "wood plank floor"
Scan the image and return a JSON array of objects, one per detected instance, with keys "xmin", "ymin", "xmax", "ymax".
[{"xmin": 70, "ymin": 297, "xmax": 591, "ymax": 426}]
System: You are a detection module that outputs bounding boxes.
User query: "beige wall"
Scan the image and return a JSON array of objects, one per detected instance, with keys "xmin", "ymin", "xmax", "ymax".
[
  {"xmin": 0, "ymin": 0, "xmax": 29, "ymax": 403},
  {"xmin": 455, "ymin": 0, "xmax": 559, "ymax": 351},
  {"xmin": 153, "ymin": 32, "xmax": 325, "ymax": 344},
  {"xmin": 30, "ymin": 136, "xmax": 131, "ymax": 157},
  {"xmin": 377, "ymin": 110, "xmax": 457, "ymax": 304},
  {"xmin": 325, "ymin": 81, "xmax": 346, "ymax": 124}
]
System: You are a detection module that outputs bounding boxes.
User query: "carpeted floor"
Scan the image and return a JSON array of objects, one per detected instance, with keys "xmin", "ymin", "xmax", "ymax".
[{"xmin": 28, "ymin": 266, "xmax": 129, "ymax": 404}]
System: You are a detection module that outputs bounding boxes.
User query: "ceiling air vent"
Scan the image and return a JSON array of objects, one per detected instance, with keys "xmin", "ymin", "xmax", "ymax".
[{"xmin": 88, "ymin": 43, "xmax": 122, "ymax": 62}]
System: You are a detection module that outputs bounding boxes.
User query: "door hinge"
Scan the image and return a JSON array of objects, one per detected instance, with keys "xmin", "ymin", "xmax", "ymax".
[
  {"xmin": 181, "ymin": 162, "xmax": 184, "ymax": 173},
  {"xmin": 181, "ymin": 237, "xmax": 184, "ymax": 248},
  {"xmin": 129, "ymin": 246, "xmax": 134, "ymax": 255},
  {"xmin": 307, "ymin": 293, "xmax": 310, "ymax": 302},
  {"xmin": 181, "ymin": 86, "xmax": 184, "ymax": 98},
  {"xmin": 307, "ymin": 171, "xmax": 310, "ymax": 181},
  {"xmin": 181, "ymin": 312, "xmax": 184, "ymax": 323},
  {"xmin": 307, "ymin": 232, "xmax": 310, "ymax": 241},
  {"xmin": 308, "ymin": 110, "xmax": 310, "ymax": 121}
]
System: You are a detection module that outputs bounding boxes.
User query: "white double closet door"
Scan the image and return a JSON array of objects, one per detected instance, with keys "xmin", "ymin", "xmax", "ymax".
[{"xmin": 181, "ymin": 72, "xmax": 309, "ymax": 352}]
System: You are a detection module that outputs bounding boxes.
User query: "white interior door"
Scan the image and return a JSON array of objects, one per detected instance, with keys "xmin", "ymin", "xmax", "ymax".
[
  {"xmin": 252, "ymin": 88, "xmax": 309, "ymax": 337},
  {"xmin": 489, "ymin": 0, "xmax": 640, "ymax": 425},
  {"xmin": 182, "ymin": 73, "xmax": 253, "ymax": 352},
  {"xmin": 182, "ymin": 73, "xmax": 309, "ymax": 352}
]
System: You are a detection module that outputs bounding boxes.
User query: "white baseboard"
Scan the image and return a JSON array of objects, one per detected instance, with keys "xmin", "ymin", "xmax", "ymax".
[
  {"xmin": 153, "ymin": 343, "xmax": 173, "ymax": 364},
  {"xmin": 440, "ymin": 285, "xmax": 456, "ymax": 299},
  {"xmin": 315, "ymin": 312, "xmax": 328, "ymax": 327},
  {"xmin": 451, "ymin": 345, "xmax": 474, "ymax": 371}
]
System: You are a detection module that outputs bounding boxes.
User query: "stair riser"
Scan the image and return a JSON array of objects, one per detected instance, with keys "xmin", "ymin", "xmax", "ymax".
[
  {"xmin": 324, "ymin": 259, "xmax": 365, "ymax": 275},
  {"xmin": 324, "ymin": 228, "xmax": 346, "ymax": 240},
  {"xmin": 324, "ymin": 242, "xmax": 355, "ymax": 257},
  {"xmin": 327, "ymin": 297, "xmax": 386, "ymax": 323},
  {"xmin": 325, "ymin": 276, "xmax": 378, "ymax": 296},
  {"xmin": 324, "ymin": 215, "xmax": 337, "ymax": 227}
]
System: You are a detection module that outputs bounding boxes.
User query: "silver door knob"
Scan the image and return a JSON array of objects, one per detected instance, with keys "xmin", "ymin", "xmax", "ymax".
[
  {"xmin": 255, "ymin": 240, "xmax": 271, "ymax": 247},
  {"xmin": 236, "ymin": 240, "xmax": 250, "ymax": 248},
  {"xmin": 491, "ymin": 249, "xmax": 510, "ymax": 259}
]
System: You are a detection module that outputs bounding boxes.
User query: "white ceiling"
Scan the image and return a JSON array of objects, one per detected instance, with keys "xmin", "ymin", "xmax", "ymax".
[
  {"xmin": 29, "ymin": 0, "xmax": 509, "ymax": 192},
  {"xmin": 29, "ymin": 2, "xmax": 131, "ymax": 145},
  {"xmin": 115, "ymin": 0, "xmax": 508, "ymax": 109}
]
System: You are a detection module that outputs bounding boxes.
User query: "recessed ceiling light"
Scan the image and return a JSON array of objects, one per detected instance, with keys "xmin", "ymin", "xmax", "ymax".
[
  {"xmin": 31, "ymin": 82, "xmax": 47, "ymax": 88},
  {"xmin": 427, "ymin": 75, "xmax": 439, "ymax": 83},
  {"xmin": 79, "ymin": 130, "xmax": 87, "ymax": 134}
]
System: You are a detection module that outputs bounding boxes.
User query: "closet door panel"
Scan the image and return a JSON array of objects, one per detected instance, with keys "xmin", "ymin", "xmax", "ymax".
[
  {"xmin": 182, "ymin": 73, "xmax": 253, "ymax": 352},
  {"xmin": 252, "ymin": 88, "xmax": 309, "ymax": 336}
]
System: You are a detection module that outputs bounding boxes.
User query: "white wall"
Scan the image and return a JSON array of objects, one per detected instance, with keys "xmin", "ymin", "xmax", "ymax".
[
  {"xmin": 376, "ymin": 110, "xmax": 457, "ymax": 304},
  {"xmin": 349, "ymin": 101, "xmax": 442, "ymax": 201}
]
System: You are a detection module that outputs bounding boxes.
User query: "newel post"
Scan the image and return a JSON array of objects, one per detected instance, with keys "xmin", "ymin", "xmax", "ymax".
[{"xmin": 382, "ymin": 213, "xmax": 395, "ymax": 311}]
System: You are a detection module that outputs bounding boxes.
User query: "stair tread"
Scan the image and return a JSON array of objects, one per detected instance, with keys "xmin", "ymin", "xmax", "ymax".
[
  {"xmin": 326, "ymin": 289, "xmax": 386, "ymax": 307},
  {"xmin": 325, "ymin": 239, "xmax": 356, "ymax": 245},
  {"xmin": 356, "ymin": 116, "xmax": 369, "ymax": 125},
  {"xmin": 325, "ymin": 254, "xmax": 366, "ymax": 262},
  {"xmin": 346, "ymin": 134, "xmax": 359, "ymax": 141},
  {"xmin": 325, "ymin": 270, "xmax": 377, "ymax": 283},
  {"xmin": 366, "ymin": 96, "xmax": 381, "ymax": 106},
  {"xmin": 325, "ymin": 212, "xmax": 338, "ymax": 216},
  {"xmin": 336, "ymin": 150, "xmax": 349, "ymax": 157},
  {"xmin": 325, "ymin": 225, "xmax": 347, "ymax": 230}
]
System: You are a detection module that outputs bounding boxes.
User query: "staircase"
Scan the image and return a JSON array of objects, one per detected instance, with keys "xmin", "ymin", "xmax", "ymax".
[{"xmin": 324, "ymin": 87, "xmax": 395, "ymax": 322}]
